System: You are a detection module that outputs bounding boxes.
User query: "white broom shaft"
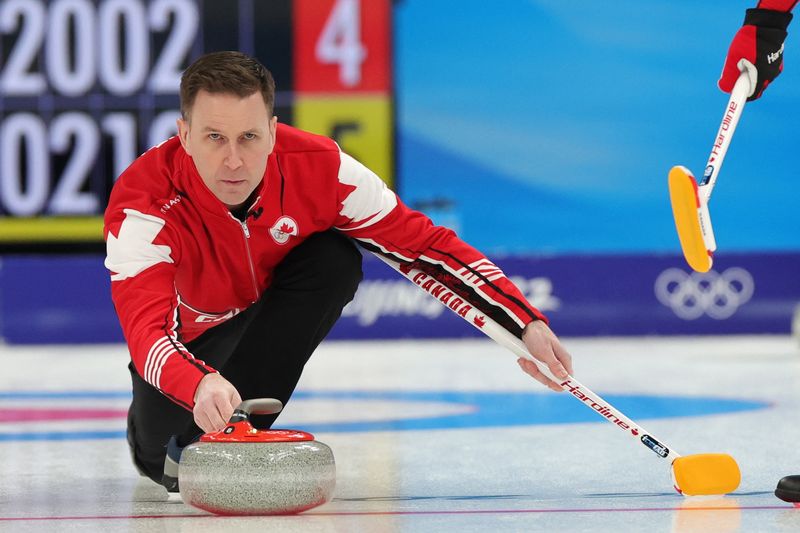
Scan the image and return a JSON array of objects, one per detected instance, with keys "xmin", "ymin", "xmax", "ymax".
[
  {"xmin": 373, "ymin": 251, "xmax": 682, "ymax": 462},
  {"xmin": 701, "ymin": 71, "xmax": 750, "ymax": 201}
]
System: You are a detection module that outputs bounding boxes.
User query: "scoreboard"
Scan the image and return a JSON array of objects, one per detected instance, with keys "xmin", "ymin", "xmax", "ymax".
[{"xmin": 0, "ymin": 0, "xmax": 394, "ymax": 250}]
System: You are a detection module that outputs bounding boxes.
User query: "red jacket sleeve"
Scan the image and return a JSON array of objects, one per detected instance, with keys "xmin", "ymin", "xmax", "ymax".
[
  {"xmin": 105, "ymin": 207, "xmax": 216, "ymax": 410},
  {"xmin": 333, "ymin": 152, "xmax": 547, "ymax": 338},
  {"xmin": 757, "ymin": 0, "xmax": 797, "ymax": 11}
]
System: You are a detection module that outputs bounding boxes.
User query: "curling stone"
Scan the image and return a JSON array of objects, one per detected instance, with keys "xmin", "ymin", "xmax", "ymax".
[{"xmin": 179, "ymin": 398, "xmax": 335, "ymax": 515}]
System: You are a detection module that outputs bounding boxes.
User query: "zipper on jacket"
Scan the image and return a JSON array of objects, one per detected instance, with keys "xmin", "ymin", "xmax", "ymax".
[{"xmin": 229, "ymin": 212, "xmax": 259, "ymax": 302}]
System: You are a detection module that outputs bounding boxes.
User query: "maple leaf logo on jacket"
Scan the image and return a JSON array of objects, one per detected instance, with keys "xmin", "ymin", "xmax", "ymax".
[{"xmin": 269, "ymin": 215, "xmax": 299, "ymax": 245}]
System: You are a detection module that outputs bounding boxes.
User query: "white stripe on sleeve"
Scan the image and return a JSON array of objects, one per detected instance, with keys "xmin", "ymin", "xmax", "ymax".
[{"xmin": 144, "ymin": 336, "xmax": 189, "ymax": 389}]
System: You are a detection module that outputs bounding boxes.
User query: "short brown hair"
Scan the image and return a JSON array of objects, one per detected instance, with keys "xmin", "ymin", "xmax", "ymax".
[{"xmin": 180, "ymin": 51, "xmax": 275, "ymax": 119}]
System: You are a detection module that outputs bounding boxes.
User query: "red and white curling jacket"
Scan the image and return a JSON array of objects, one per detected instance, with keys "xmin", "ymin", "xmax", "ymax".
[{"xmin": 104, "ymin": 124, "xmax": 547, "ymax": 410}]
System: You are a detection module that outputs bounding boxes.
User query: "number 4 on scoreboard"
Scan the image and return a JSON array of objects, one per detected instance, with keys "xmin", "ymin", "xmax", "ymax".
[{"xmin": 315, "ymin": 0, "xmax": 367, "ymax": 87}]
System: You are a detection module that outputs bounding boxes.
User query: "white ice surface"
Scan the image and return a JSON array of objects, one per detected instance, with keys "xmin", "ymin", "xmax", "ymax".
[{"xmin": 1, "ymin": 335, "xmax": 799, "ymax": 532}]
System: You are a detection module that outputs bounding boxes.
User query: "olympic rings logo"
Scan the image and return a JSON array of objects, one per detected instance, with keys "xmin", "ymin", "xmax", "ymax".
[{"xmin": 654, "ymin": 267, "xmax": 754, "ymax": 320}]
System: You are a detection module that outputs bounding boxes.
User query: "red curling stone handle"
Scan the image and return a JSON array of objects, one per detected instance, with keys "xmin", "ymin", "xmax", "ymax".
[{"xmin": 199, "ymin": 398, "xmax": 315, "ymax": 443}]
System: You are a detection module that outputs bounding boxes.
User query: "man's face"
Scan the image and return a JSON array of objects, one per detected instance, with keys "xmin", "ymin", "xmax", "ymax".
[{"xmin": 177, "ymin": 90, "xmax": 277, "ymax": 210}]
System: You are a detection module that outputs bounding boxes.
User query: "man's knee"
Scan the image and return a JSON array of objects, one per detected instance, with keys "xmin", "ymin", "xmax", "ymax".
[
  {"xmin": 276, "ymin": 231, "xmax": 363, "ymax": 298},
  {"xmin": 322, "ymin": 232, "xmax": 363, "ymax": 297}
]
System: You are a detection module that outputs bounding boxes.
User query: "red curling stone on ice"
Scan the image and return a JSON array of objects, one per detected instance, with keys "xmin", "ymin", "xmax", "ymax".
[{"xmin": 178, "ymin": 398, "xmax": 336, "ymax": 515}]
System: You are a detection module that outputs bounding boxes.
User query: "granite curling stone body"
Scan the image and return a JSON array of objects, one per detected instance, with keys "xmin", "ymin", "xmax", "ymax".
[{"xmin": 179, "ymin": 398, "xmax": 336, "ymax": 515}]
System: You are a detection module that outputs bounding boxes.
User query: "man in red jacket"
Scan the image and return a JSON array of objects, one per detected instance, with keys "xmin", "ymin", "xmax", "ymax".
[
  {"xmin": 718, "ymin": 0, "xmax": 797, "ymax": 503},
  {"xmin": 105, "ymin": 51, "xmax": 573, "ymax": 494}
]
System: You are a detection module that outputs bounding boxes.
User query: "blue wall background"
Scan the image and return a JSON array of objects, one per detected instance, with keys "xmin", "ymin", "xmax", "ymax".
[{"xmin": 395, "ymin": 0, "xmax": 799, "ymax": 254}]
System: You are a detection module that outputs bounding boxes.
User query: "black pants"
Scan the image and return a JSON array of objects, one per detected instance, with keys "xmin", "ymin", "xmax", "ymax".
[{"xmin": 127, "ymin": 231, "xmax": 362, "ymax": 483}]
